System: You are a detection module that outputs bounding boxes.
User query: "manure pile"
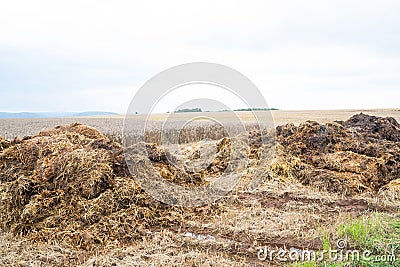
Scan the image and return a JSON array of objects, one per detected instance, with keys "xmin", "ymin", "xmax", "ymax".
[
  {"xmin": 0, "ymin": 123, "xmax": 208, "ymax": 249},
  {"xmin": 275, "ymin": 113, "xmax": 400, "ymax": 193},
  {"xmin": 0, "ymin": 114, "xmax": 399, "ymax": 250}
]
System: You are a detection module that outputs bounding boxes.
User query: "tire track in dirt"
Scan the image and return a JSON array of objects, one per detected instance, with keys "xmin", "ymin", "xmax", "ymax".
[
  {"xmin": 236, "ymin": 191, "xmax": 394, "ymax": 214},
  {"xmin": 168, "ymin": 190, "xmax": 395, "ymax": 263}
]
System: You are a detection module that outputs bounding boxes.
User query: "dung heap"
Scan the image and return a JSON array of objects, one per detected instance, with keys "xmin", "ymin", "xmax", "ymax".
[
  {"xmin": 275, "ymin": 113, "xmax": 400, "ymax": 193},
  {"xmin": 0, "ymin": 114, "xmax": 399, "ymax": 250},
  {"xmin": 0, "ymin": 123, "xmax": 208, "ymax": 250}
]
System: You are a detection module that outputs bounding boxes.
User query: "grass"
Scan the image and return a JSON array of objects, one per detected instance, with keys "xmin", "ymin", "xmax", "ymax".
[
  {"xmin": 338, "ymin": 213, "xmax": 400, "ymax": 266},
  {"xmin": 322, "ymin": 233, "xmax": 331, "ymax": 252},
  {"xmin": 289, "ymin": 213, "xmax": 400, "ymax": 267},
  {"xmin": 340, "ymin": 213, "xmax": 400, "ymax": 252}
]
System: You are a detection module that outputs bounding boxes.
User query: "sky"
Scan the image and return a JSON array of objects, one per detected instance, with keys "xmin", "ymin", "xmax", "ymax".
[{"xmin": 0, "ymin": 0, "xmax": 399, "ymax": 113}]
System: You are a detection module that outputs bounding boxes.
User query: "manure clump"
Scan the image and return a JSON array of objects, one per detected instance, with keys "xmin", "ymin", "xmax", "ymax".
[
  {"xmin": 0, "ymin": 123, "xmax": 209, "ymax": 250},
  {"xmin": 275, "ymin": 113, "xmax": 400, "ymax": 194}
]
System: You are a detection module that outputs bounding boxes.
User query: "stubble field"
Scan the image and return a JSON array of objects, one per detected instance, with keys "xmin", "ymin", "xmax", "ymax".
[{"xmin": 2, "ymin": 109, "xmax": 399, "ymax": 140}]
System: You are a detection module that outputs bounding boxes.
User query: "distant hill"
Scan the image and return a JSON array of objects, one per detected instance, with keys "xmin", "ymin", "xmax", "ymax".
[
  {"xmin": 0, "ymin": 111, "xmax": 118, "ymax": 119},
  {"xmin": 234, "ymin": 108, "xmax": 279, "ymax": 111},
  {"xmin": 72, "ymin": 111, "xmax": 118, "ymax": 117}
]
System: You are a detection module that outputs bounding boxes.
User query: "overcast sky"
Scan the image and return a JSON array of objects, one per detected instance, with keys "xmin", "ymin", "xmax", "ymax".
[{"xmin": 0, "ymin": 0, "xmax": 399, "ymax": 113}]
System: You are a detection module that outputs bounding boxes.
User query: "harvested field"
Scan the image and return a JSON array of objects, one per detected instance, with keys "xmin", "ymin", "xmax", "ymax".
[
  {"xmin": 1, "ymin": 109, "xmax": 399, "ymax": 140},
  {"xmin": 0, "ymin": 113, "xmax": 399, "ymax": 266}
]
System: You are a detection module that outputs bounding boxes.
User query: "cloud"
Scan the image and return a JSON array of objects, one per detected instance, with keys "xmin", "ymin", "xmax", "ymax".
[{"xmin": 0, "ymin": 0, "xmax": 399, "ymax": 112}]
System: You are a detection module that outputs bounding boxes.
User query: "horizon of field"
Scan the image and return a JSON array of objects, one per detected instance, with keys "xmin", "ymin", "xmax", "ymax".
[{"xmin": 1, "ymin": 108, "xmax": 399, "ymax": 140}]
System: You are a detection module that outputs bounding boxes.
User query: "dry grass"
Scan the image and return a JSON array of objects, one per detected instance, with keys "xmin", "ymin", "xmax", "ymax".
[{"xmin": 0, "ymin": 180, "xmax": 397, "ymax": 266}]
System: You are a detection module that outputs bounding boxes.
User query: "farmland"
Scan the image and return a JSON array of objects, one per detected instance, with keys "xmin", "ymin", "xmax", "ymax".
[
  {"xmin": 1, "ymin": 109, "xmax": 399, "ymax": 139},
  {"xmin": 0, "ymin": 109, "xmax": 399, "ymax": 266}
]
